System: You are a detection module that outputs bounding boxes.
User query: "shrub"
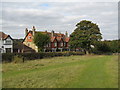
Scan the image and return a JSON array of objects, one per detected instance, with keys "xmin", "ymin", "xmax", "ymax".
[
  {"xmin": 2, "ymin": 51, "xmax": 85, "ymax": 63},
  {"xmin": 2, "ymin": 53, "xmax": 14, "ymax": 62},
  {"xmin": 92, "ymin": 41, "xmax": 112, "ymax": 54}
]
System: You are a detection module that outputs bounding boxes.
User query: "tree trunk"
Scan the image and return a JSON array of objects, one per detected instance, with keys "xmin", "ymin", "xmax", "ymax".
[
  {"xmin": 86, "ymin": 50, "xmax": 89, "ymax": 55},
  {"xmin": 84, "ymin": 49, "xmax": 89, "ymax": 55}
]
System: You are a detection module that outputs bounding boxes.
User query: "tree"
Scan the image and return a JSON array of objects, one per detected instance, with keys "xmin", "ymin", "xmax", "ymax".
[
  {"xmin": 109, "ymin": 40, "xmax": 120, "ymax": 53},
  {"xmin": 69, "ymin": 20, "xmax": 102, "ymax": 54},
  {"xmin": 92, "ymin": 41, "xmax": 111, "ymax": 54},
  {"xmin": 34, "ymin": 32, "xmax": 50, "ymax": 52}
]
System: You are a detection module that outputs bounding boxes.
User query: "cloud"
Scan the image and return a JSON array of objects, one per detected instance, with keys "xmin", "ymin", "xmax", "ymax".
[{"xmin": 1, "ymin": 2, "xmax": 118, "ymax": 40}]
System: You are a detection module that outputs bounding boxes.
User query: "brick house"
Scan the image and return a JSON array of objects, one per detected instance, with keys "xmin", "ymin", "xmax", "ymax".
[{"xmin": 23, "ymin": 26, "xmax": 70, "ymax": 52}]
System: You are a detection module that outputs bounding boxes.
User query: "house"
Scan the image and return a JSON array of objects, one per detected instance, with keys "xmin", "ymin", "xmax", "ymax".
[
  {"xmin": 13, "ymin": 39, "xmax": 36, "ymax": 53},
  {"xmin": 23, "ymin": 26, "xmax": 70, "ymax": 52},
  {"xmin": 0, "ymin": 32, "xmax": 13, "ymax": 53}
]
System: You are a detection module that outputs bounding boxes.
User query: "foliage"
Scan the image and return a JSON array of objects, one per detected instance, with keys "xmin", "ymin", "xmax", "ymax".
[
  {"xmin": 2, "ymin": 52, "xmax": 85, "ymax": 63},
  {"xmin": 92, "ymin": 40, "xmax": 120, "ymax": 54},
  {"xmin": 69, "ymin": 20, "xmax": 102, "ymax": 54},
  {"xmin": 92, "ymin": 41, "xmax": 112, "ymax": 54},
  {"xmin": 2, "ymin": 53, "xmax": 14, "ymax": 62},
  {"xmin": 108, "ymin": 40, "xmax": 120, "ymax": 53},
  {"xmin": 34, "ymin": 32, "xmax": 50, "ymax": 52},
  {"xmin": 13, "ymin": 39, "xmax": 23, "ymax": 47}
]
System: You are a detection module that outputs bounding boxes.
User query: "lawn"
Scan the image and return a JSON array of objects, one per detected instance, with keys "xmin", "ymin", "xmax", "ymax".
[{"xmin": 2, "ymin": 55, "xmax": 118, "ymax": 88}]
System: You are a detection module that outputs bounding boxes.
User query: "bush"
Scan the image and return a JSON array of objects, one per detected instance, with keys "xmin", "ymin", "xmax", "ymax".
[
  {"xmin": 92, "ymin": 40, "xmax": 120, "ymax": 54},
  {"xmin": 2, "ymin": 51, "xmax": 85, "ymax": 63},
  {"xmin": 92, "ymin": 41, "xmax": 112, "ymax": 54},
  {"xmin": 2, "ymin": 53, "xmax": 14, "ymax": 62}
]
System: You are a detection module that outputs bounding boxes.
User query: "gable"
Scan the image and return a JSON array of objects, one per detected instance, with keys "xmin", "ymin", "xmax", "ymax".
[
  {"xmin": 25, "ymin": 33, "xmax": 33, "ymax": 42},
  {"xmin": 23, "ymin": 32, "xmax": 33, "ymax": 43},
  {"xmin": 56, "ymin": 36, "xmax": 64, "ymax": 42},
  {"xmin": 0, "ymin": 32, "xmax": 8, "ymax": 40},
  {"xmin": 5, "ymin": 37, "xmax": 11, "ymax": 40},
  {"xmin": 4, "ymin": 35, "xmax": 13, "ymax": 41},
  {"xmin": 52, "ymin": 37, "xmax": 57, "ymax": 42}
]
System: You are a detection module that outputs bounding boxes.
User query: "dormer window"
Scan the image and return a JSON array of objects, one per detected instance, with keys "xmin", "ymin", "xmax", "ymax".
[
  {"xmin": 28, "ymin": 36, "xmax": 31, "ymax": 39},
  {"xmin": 61, "ymin": 42, "xmax": 63, "ymax": 46},
  {"xmin": 5, "ymin": 40, "xmax": 11, "ymax": 44},
  {"xmin": 54, "ymin": 42, "xmax": 57, "ymax": 47}
]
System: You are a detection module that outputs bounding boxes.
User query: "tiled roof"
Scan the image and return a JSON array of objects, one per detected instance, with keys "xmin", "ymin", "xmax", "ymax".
[
  {"xmin": 36, "ymin": 31, "xmax": 70, "ymax": 42},
  {"xmin": 23, "ymin": 30, "xmax": 69, "ymax": 43},
  {"xmin": 56, "ymin": 36, "xmax": 62, "ymax": 42},
  {"xmin": 14, "ymin": 42, "xmax": 36, "ymax": 52},
  {"xmin": 54, "ymin": 33, "xmax": 64, "ymax": 37},
  {"xmin": 35, "ymin": 31, "xmax": 64, "ymax": 37},
  {"xmin": 0, "ymin": 32, "xmax": 8, "ymax": 39},
  {"xmin": 51, "ymin": 36, "xmax": 56, "ymax": 42},
  {"xmin": 65, "ymin": 37, "xmax": 70, "ymax": 42}
]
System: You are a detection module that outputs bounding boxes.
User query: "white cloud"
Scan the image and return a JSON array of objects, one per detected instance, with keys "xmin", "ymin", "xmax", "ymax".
[{"xmin": 1, "ymin": 2, "xmax": 118, "ymax": 40}]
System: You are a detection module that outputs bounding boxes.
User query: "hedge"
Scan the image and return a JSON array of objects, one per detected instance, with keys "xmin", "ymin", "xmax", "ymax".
[
  {"xmin": 2, "ymin": 51, "xmax": 85, "ymax": 63},
  {"xmin": 2, "ymin": 53, "xmax": 15, "ymax": 62}
]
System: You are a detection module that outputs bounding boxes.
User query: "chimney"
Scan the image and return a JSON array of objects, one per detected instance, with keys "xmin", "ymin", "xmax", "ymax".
[
  {"xmin": 59, "ymin": 32, "xmax": 62, "ymax": 37},
  {"xmin": 32, "ymin": 26, "xmax": 36, "ymax": 36},
  {"xmin": 45, "ymin": 30, "xmax": 47, "ymax": 33},
  {"xmin": 25, "ymin": 28, "xmax": 28, "ymax": 36},
  {"xmin": 51, "ymin": 30, "xmax": 54, "ymax": 37},
  {"xmin": 65, "ymin": 31, "xmax": 68, "ymax": 37}
]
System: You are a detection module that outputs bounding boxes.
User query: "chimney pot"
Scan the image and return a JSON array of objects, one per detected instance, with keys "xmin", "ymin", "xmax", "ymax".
[{"xmin": 25, "ymin": 28, "xmax": 28, "ymax": 35}]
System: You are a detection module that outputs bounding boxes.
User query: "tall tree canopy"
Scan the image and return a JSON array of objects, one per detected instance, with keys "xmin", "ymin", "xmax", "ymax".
[
  {"xmin": 34, "ymin": 32, "xmax": 50, "ymax": 52},
  {"xmin": 69, "ymin": 20, "xmax": 102, "ymax": 54}
]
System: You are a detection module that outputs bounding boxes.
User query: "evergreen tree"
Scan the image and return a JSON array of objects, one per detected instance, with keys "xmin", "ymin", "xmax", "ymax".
[{"xmin": 69, "ymin": 20, "xmax": 102, "ymax": 54}]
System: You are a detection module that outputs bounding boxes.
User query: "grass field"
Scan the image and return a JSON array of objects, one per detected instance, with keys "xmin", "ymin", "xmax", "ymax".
[{"xmin": 2, "ymin": 55, "xmax": 118, "ymax": 88}]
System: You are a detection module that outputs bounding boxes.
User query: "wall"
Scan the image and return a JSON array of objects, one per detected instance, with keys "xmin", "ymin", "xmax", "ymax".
[
  {"xmin": 23, "ymin": 33, "xmax": 38, "ymax": 52},
  {"xmin": 1, "ymin": 37, "xmax": 13, "ymax": 53}
]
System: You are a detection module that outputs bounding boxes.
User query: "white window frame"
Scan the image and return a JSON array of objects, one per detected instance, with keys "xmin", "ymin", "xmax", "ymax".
[
  {"xmin": 54, "ymin": 42, "xmax": 57, "ymax": 47},
  {"xmin": 61, "ymin": 42, "xmax": 63, "ymax": 47},
  {"xmin": 28, "ymin": 36, "xmax": 31, "ymax": 39},
  {"xmin": 49, "ymin": 43, "xmax": 51, "ymax": 47},
  {"xmin": 64, "ymin": 42, "xmax": 66, "ymax": 46},
  {"xmin": 5, "ymin": 40, "xmax": 11, "ymax": 44}
]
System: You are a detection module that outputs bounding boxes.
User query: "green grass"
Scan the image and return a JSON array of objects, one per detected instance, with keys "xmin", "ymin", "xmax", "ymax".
[{"xmin": 2, "ymin": 55, "xmax": 118, "ymax": 88}]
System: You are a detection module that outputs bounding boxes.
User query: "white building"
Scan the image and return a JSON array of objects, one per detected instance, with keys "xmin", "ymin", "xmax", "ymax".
[{"xmin": 0, "ymin": 32, "xmax": 13, "ymax": 53}]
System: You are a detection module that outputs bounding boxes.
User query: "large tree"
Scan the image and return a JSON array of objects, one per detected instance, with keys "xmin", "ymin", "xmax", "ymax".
[
  {"xmin": 69, "ymin": 20, "xmax": 102, "ymax": 54},
  {"xmin": 34, "ymin": 32, "xmax": 50, "ymax": 52}
]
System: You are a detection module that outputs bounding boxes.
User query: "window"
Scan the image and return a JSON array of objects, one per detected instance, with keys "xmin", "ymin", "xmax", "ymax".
[
  {"xmin": 61, "ymin": 42, "xmax": 63, "ymax": 46},
  {"xmin": 46, "ymin": 44, "xmax": 49, "ymax": 47},
  {"xmin": 5, "ymin": 40, "xmax": 11, "ymax": 44},
  {"xmin": 6, "ymin": 48, "xmax": 11, "ymax": 53},
  {"xmin": 46, "ymin": 44, "xmax": 48, "ymax": 47},
  {"xmin": 64, "ymin": 42, "xmax": 66, "ymax": 46},
  {"xmin": 49, "ymin": 43, "xmax": 51, "ymax": 47},
  {"xmin": 28, "ymin": 36, "xmax": 31, "ymax": 39},
  {"xmin": 46, "ymin": 43, "xmax": 51, "ymax": 47},
  {"xmin": 54, "ymin": 42, "xmax": 57, "ymax": 47}
]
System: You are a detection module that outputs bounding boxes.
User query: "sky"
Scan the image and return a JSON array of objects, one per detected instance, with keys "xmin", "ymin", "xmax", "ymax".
[{"xmin": 0, "ymin": 1, "xmax": 118, "ymax": 40}]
